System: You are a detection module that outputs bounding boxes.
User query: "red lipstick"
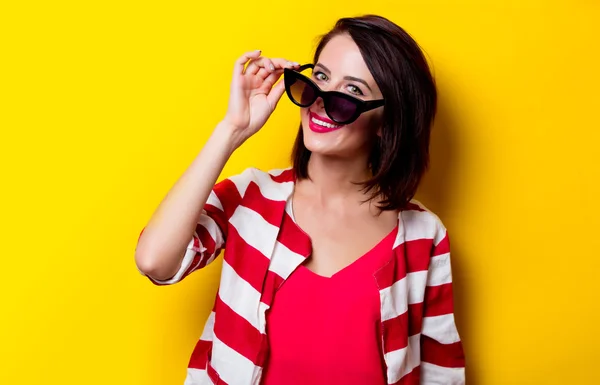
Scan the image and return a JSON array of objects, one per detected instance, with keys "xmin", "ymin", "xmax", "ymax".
[{"xmin": 307, "ymin": 111, "xmax": 344, "ymax": 133}]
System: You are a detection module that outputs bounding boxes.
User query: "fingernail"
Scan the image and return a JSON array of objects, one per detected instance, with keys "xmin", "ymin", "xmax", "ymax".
[
  {"xmin": 293, "ymin": 62, "xmax": 300, "ymax": 66},
  {"xmin": 269, "ymin": 64, "xmax": 275, "ymax": 71},
  {"xmin": 255, "ymin": 49, "xmax": 261, "ymax": 53}
]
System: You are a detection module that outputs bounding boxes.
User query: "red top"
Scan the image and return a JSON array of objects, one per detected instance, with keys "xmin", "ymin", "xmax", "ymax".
[
  {"xmin": 140, "ymin": 167, "xmax": 466, "ymax": 384},
  {"xmin": 261, "ymin": 215, "xmax": 398, "ymax": 385}
]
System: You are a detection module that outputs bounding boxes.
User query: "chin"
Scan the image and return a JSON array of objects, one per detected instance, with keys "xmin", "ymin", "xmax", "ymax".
[
  {"xmin": 299, "ymin": 110, "xmax": 376, "ymax": 158},
  {"xmin": 300, "ymin": 122, "xmax": 355, "ymax": 157},
  {"xmin": 303, "ymin": 140, "xmax": 339, "ymax": 156}
]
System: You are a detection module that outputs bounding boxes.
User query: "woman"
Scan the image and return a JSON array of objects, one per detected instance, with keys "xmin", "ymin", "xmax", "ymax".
[{"xmin": 135, "ymin": 15, "xmax": 465, "ymax": 385}]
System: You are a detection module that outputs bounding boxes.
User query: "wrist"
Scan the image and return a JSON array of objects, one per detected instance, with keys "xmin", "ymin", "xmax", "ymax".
[{"xmin": 212, "ymin": 120, "xmax": 243, "ymax": 155}]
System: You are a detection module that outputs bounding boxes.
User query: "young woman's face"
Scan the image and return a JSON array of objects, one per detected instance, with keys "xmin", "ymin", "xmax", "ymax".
[{"xmin": 300, "ymin": 33, "xmax": 384, "ymax": 158}]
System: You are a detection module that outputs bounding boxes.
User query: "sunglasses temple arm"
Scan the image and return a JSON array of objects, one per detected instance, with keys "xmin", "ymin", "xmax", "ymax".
[
  {"xmin": 363, "ymin": 99, "xmax": 386, "ymax": 111},
  {"xmin": 298, "ymin": 64, "xmax": 314, "ymax": 72}
]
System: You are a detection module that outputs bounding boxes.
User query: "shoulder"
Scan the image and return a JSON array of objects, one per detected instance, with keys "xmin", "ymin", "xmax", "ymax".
[
  {"xmin": 226, "ymin": 166, "xmax": 294, "ymax": 183},
  {"xmin": 224, "ymin": 166, "xmax": 295, "ymax": 200},
  {"xmin": 400, "ymin": 199, "xmax": 447, "ymax": 245}
]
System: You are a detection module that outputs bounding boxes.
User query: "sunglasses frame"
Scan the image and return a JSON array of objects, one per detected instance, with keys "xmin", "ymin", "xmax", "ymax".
[{"xmin": 283, "ymin": 64, "xmax": 385, "ymax": 125}]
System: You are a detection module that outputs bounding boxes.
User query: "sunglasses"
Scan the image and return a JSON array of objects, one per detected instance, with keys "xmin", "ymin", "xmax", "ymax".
[{"xmin": 283, "ymin": 64, "xmax": 385, "ymax": 125}]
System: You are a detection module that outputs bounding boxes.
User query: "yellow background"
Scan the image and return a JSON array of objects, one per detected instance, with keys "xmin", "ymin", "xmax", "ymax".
[{"xmin": 1, "ymin": 1, "xmax": 599, "ymax": 384}]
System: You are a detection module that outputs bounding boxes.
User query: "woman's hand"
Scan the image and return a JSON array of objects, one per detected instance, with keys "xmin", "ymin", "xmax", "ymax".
[{"xmin": 221, "ymin": 50, "xmax": 299, "ymax": 147}]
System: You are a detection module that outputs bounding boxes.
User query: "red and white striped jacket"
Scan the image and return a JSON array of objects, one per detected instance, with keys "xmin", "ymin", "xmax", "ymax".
[{"xmin": 138, "ymin": 167, "xmax": 466, "ymax": 385}]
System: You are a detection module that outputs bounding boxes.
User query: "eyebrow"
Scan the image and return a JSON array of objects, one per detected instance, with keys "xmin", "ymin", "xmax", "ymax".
[{"xmin": 315, "ymin": 63, "xmax": 373, "ymax": 92}]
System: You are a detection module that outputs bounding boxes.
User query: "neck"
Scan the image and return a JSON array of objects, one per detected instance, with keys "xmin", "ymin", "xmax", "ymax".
[{"xmin": 302, "ymin": 152, "xmax": 372, "ymax": 203}]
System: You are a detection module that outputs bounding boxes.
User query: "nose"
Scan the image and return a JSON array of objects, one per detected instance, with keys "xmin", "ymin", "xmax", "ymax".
[
  {"xmin": 314, "ymin": 96, "xmax": 325, "ymax": 109},
  {"xmin": 312, "ymin": 78, "xmax": 342, "ymax": 110},
  {"xmin": 307, "ymin": 95, "xmax": 326, "ymax": 116}
]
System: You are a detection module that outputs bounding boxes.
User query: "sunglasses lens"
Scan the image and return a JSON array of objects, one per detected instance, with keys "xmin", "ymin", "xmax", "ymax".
[
  {"xmin": 326, "ymin": 95, "xmax": 358, "ymax": 123},
  {"xmin": 285, "ymin": 69, "xmax": 362, "ymax": 124},
  {"xmin": 288, "ymin": 75, "xmax": 316, "ymax": 106}
]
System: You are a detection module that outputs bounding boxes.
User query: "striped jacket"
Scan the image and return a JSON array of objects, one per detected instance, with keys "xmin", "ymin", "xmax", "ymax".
[{"xmin": 139, "ymin": 167, "xmax": 466, "ymax": 385}]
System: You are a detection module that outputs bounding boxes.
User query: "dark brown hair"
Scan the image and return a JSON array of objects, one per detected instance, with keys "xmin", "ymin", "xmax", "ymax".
[{"xmin": 291, "ymin": 15, "xmax": 437, "ymax": 211}]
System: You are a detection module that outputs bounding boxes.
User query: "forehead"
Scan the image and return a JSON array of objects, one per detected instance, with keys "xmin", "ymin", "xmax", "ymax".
[{"xmin": 316, "ymin": 34, "xmax": 378, "ymax": 89}]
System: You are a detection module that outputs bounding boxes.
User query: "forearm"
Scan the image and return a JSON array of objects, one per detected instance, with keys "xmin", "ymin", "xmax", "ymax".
[{"xmin": 135, "ymin": 121, "xmax": 240, "ymax": 280}]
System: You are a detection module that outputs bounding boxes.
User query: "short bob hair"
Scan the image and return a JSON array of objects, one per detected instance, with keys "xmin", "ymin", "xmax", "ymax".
[{"xmin": 291, "ymin": 15, "xmax": 437, "ymax": 211}]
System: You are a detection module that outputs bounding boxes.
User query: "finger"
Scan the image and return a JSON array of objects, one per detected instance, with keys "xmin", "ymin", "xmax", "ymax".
[
  {"xmin": 233, "ymin": 50, "xmax": 262, "ymax": 77},
  {"xmin": 269, "ymin": 58, "xmax": 301, "ymax": 70},
  {"xmin": 244, "ymin": 58, "xmax": 260, "ymax": 75},
  {"xmin": 262, "ymin": 68, "xmax": 284, "ymax": 89},
  {"xmin": 266, "ymin": 77, "xmax": 287, "ymax": 111},
  {"xmin": 256, "ymin": 67, "xmax": 270, "ymax": 80},
  {"xmin": 262, "ymin": 58, "xmax": 275, "ymax": 72},
  {"xmin": 257, "ymin": 61, "xmax": 284, "ymax": 80},
  {"xmin": 245, "ymin": 57, "xmax": 275, "ymax": 76}
]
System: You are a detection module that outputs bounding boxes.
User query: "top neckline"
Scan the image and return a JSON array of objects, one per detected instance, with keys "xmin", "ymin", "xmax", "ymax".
[
  {"xmin": 285, "ymin": 196, "xmax": 398, "ymax": 279},
  {"xmin": 298, "ymin": 225, "xmax": 398, "ymax": 280}
]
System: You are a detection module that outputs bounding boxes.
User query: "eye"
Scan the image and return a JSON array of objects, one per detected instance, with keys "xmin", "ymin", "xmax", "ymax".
[
  {"xmin": 313, "ymin": 71, "xmax": 328, "ymax": 82},
  {"xmin": 347, "ymin": 84, "xmax": 364, "ymax": 96}
]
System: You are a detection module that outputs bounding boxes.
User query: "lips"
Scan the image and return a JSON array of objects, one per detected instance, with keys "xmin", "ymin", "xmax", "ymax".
[{"xmin": 307, "ymin": 111, "xmax": 344, "ymax": 133}]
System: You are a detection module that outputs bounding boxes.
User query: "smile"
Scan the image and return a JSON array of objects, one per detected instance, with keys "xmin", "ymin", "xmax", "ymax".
[{"xmin": 308, "ymin": 111, "xmax": 344, "ymax": 133}]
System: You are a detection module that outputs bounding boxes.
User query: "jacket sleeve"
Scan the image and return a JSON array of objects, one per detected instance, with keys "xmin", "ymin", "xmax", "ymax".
[
  {"xmin": 420, "ymin": 221, "xmax": 466, "ymax": 384},
  {"xmin": 137, "ymin": 169, "xmax": 251, "ymax": 285}
]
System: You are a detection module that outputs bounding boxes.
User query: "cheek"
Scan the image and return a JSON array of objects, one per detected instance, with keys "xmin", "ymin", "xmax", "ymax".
[
  {"xmin": 300, "ymin": 108, "xmax": 310, "ymax": 125},
  {"xmin": 347, "ymin": 112, "xmax": 380, "ymax": 140},
  {"xmin": 300, "ymin": 109, "xmax": 380, "ymax": 154}
]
